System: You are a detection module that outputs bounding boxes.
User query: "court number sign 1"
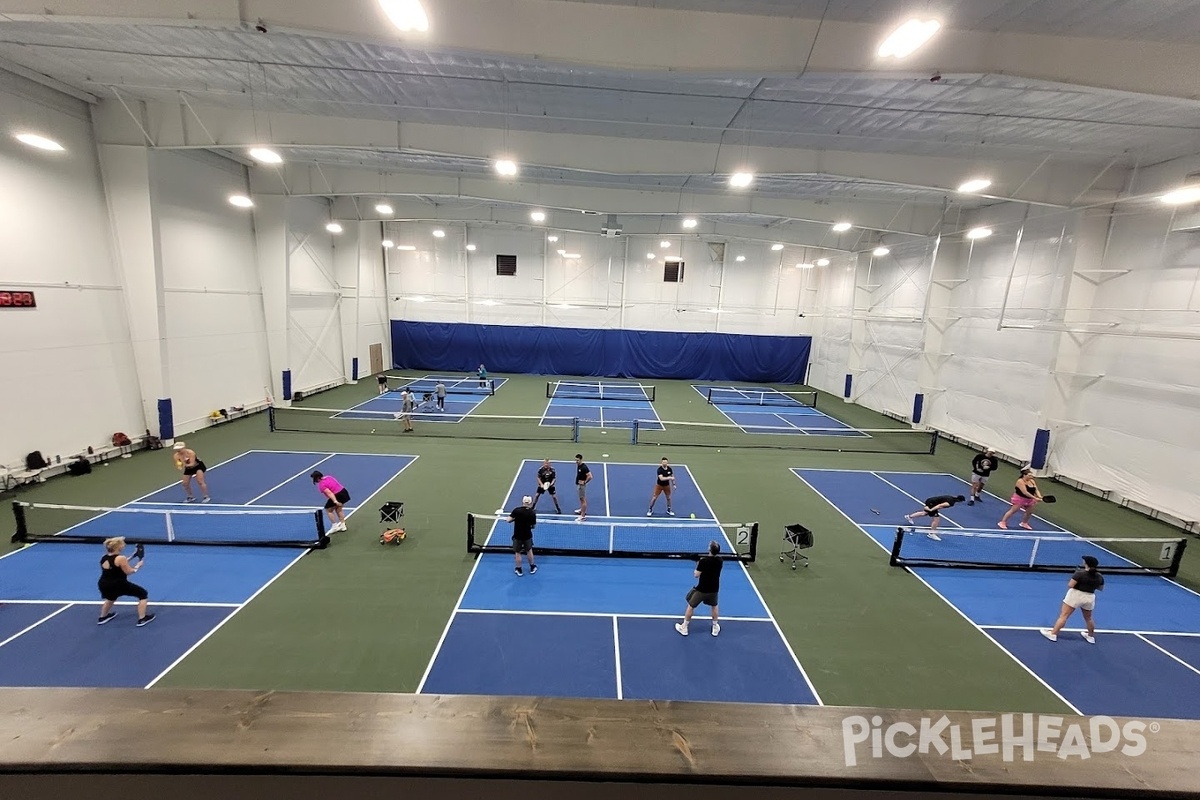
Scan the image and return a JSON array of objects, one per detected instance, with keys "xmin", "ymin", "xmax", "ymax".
[
  {"xmin": 736, "ymin": 525, "xmax": 750, "ymax": 546},
  {"xmin": 0, "ymin": 290, "xmax": 37, "ymax": 308}
]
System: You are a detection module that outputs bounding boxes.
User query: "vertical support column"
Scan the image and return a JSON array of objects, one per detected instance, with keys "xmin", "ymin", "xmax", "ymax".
[
  {"xmin": 916, "ymin": 234, "xmax": 955, "ymax": 429},
  {"xmin": 335, "ymin": 215, "xmax": 361, "ymax": 381},
  {"xmin": 1036, "ymin": 208, "xmax": 1108, "ymax": 470},
  {"xmin": 255, "ymin": 195, "xmax": 290, "ymax": 406},
  {"xmin": 97, "ymin": 145, "xmax": 171, "ymax": 438},
  {"xmin": 845, "ymin": 254, "xmax": 868, "ymax": 402}
]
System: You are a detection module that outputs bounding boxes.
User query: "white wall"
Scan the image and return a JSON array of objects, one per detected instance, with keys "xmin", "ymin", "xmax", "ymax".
[
  {"xmin": 152, "ymin": 149, "xmax": 271, "ymax": 428},
  {"xmin": 286, "ymin": 196, "xmax": 342, "ymax": 393},
  {"xmin": 0, "ymin": 73, "xmax": 144, "ymax": 466},
  {"xmin": 386, "ymin": 223, "xmax": 812, "ymax": 337}
]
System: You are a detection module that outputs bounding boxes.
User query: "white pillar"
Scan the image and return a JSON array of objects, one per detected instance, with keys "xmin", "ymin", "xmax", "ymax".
[
  {"xmin": 97, "ymin": 145, "xmax": 172, "ymax": 436},
  {"xmin": 334, "ymin": 217, "xmax": 361, "ymax": 380},
  {"xmin": 254, "ymin": 195, "xmax": 291, "ymax": 404}
]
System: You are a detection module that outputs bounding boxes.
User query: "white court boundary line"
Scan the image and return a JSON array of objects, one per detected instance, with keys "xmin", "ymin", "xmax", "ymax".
[
  {"xmin": 415, "ymin": 463, "xmax": 525, "ymax": 694},
  {"xmin": 144, "ymin": 454, "xmax": 419, "ymax": 689},
  {"xmin": 1, "ymin": 599, "xmax": 238, "ymax": 608},
  {"xmin": 456, "ymin": 609, "xmax": 770, "ymax": 622},
  {"xmin": 790, "ymin": 469, "xmax": 1079, "ymax": 714},
  {"xmin": 0, "ymin": 604, "xmax": 73, "ymax": 649},
  {"xmin": 688, "ymin": 384, "xmax": 858, "ymax": 438},
  {"xmin": 1134, "ymin": 634, "xmax": 1200, "ymax": 678},
  {"xmin": 612, "ymin": 615, "xmax": 623, "ymax": 700},
  {"xmin": 982, "ymin": 624, "xmax": 1200, "ymax": 638},
  {"xmin": 686, "ymin": 466, "xmax": 824, "ymax": 706}
]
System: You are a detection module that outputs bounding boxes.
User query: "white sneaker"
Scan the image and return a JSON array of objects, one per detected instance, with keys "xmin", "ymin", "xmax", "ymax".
[
  {"xmin": 575, "ymin": 515, "xmax": 585, "ymax": 523},
  {"xmin": 647, "ymin": 510, "xmax": 653, "ymax": 517},
  {"xmin": 573, "ymin": 508, "xmax": 582, "ymax": 514},
  {"xmin": 1040, "ymin": 630, "xmax": 1057, "ymax": 642},
  {"xmin": 674, "ymin": 623, "xmax": 688, "ymax": 636},
  {"xmin": 1082, "ymin": 632, "xmax": 1096, "ymax": 644},
  {"xmin": 711, "ymin": 623, "xmax": 720, "ymax": 637},
  {"xmin": 332, "ymin": 522, "xmax": 347, "ymax": 533},
  {"xmin": 927, "ymin": 531, "xmax": 941, "ymax": 541}
]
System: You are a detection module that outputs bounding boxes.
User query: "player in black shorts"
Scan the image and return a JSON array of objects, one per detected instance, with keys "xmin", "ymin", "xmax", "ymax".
[
  {"xmin": 968, "ymin": 447, "xmax": 998, "ymax": 505},
  {"xmin": 532, "ymin": 459, "xmax": 562, "ymax": 513},
  {"xmin": 376, "ymin": 373, "xmax": 388, "ymax": 395},
  {"xmin": 172, "ymin": 441, "xmax": 210, "ymax": 503},
  {"xmin": 574, "ymin": 454, "xmax": 592, "ymax": 521},
  {"xmin": 647, "ymin": 456, "xmax": 676, "ymax": 516},
  {"xmin": 507, "ymin": 495, "xmax": 538, "ymax": 576},
  {"xmin": 676, "ymin": 541, "xmax": 723, "ymax": 637},
  {"xmin": 904, "ymin": 494, "xmax": 966, "ymax": 540},
  {"xmin": 97, "ymin": 536, "xmax": 155, "ymax": 627}
]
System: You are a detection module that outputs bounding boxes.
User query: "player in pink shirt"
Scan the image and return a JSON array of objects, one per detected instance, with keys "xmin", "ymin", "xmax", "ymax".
[{"xmin": 311, "ymin": 470, "xmax": 351, "ymax": 533}]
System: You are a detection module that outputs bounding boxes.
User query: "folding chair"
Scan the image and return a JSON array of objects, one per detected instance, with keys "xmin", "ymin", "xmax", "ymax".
[{"xmin": 781, "ymin": 523, "xmax": 813, "ymax": 570}]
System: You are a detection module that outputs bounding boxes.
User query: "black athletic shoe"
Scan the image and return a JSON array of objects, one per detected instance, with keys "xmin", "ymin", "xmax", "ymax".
[
  {"xmin": 515, "ymin": 567, "xmax": 523, "ymax": 576},
  {"xmin": 97, "ymin": 613, "xmax": 117, "ymax": 625},
  {"xmin": 968, "ymin": 499, "xmax": 975, "ymax": 506},
  {"xmin": 136, "ymin": 614, "xmax": 156, "ymax": 627},
  {"xmin": 530, "ymin": 565, "xmax": 538, "ymax": 575}
]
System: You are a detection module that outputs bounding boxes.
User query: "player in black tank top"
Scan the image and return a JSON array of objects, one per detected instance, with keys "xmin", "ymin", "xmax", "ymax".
[{"xmin": 97, "ymin": 537, "xmax": 155, "ymax": 627}]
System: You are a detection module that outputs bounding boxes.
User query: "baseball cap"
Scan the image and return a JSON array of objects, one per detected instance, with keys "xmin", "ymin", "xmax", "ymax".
[
  {"xmin": 173, "ymin": 442, "xmax": 186, "ymax": 450},
  {"xmin": 1082, "ymin": 555, "xmax": 1099, "ymax": 568},
  {"xmin": 521, "ymin": 495, "xmax": 532, "ymax": 505}
]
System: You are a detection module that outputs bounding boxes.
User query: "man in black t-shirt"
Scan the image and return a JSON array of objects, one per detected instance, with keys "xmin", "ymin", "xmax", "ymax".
[
  {"xmin": 573, "ymin": 454, "xmax": 592, "ymax": 521},
  {"xmin": 904, "ymin": 494, "xmax": 966, "ymax": 540},
  {"xmin": 675, "ymin": 541, "xmax": 723, "ymax": 637},
  {"xmin": 507, "ymin": 495, "xmax": 538, "ymax": 576},
  {"xmin": 532, "ymin": 459, "xmax": 562, "ymax": 513},
  {"xmin": 647, "ymin": 457, "xmax": 677, "ymax": 517},
  {"xmin": 968, "ymin": 447, "xmax": 998, "ymax": 505}
]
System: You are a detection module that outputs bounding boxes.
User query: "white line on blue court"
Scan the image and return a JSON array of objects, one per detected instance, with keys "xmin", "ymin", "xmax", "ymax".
[
  {"xmin": 142, "ymin": 454, "xmax": 419, "ymax": 690},
  {"xmin": 455, "ymin": 609, "xmax": 770, "ymax": 621},
  {"xmin": 0, "ymin": 604, "xmax": 73, "ymax": 650},
  {"xmin": 612, "ymin": 615, "xmax": 623, "ymax": 700},
  {"xmin": 790, "ymin": 469, "xmax": 1082, "ymax": 713},
  {"xmin": 415, "ymin": 464, "xmax": 525, "ymax": 695},
  {"xmin": 0, "ymin": 599, "xmax": 240, "ymax": 608},
  {"xmin": 1132, "ymin": 635, "xmax": 1200, "ymax": 677},
  {"xmin": 689, "ymin": 470, "xmax": 824, "ymax": 705},
  {"xmin": 246, "ymin": 454, "xmax": 338, "ymax": 505},
  {"xmin": 981, "ymin": 624, "xmax": 1200, "ymax": 638}
]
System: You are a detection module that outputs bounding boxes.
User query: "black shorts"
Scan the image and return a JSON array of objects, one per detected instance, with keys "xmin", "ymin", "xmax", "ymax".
[
  {"xmin": 99, "ymin": 580, "xmax": 148, "ymax": 602},
  {"xmin": 512, "ymin": 536, "xmax": 532, "ymax": 554},
  {"xmin": 324, "ymin": 488, "xmax": 351, "ymax": 509},
  {"xmin": 686, "ymin": 588, "xmax": 718, "ymax": 608},
  {"xmin": 924, "ymin": 507, "xmax": 940, "ymax": 517},
  {"xmin": 183, "ymin": 461, "xmax": 206, "ymax": 476}
]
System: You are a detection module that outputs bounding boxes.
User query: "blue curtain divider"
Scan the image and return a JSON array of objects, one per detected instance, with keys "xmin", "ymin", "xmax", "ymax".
[
  {"xmin": 281, "ymin": 369, "xmax": 292, "ymax": 401},
  {"xmin": 1031, "ymin": 428, "xmax": 1051, "ymax": 469},
  {"xmin": 912, "ymin": 393, "xmax": 925, "ymax": 424},
  {"xmin": 157, "ymin": 398, "xmax": 174, "ymax": 441},
  {"xmin": 391, "ymin": 321, "xmax": 811, "ymax": 384}
]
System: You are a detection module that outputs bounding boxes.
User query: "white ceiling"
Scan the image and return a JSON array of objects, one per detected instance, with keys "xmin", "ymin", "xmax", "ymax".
[
  {"xmin": 1, "ymin": 0, "xmax": 1198, "ymax": 247},
  {"xmin": 557, "ymin": 0, "xmax": 1200, "ymax": 43}
]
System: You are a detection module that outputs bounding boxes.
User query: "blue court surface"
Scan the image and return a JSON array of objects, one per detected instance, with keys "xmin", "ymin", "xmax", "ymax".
[
  {"xmin": 791, "ymin": 468, "xmax": 1200, "ymax": 720},
  {"xmin": 342, "ymin": 374, "xmax": 508, "ymax": 423},
  {"xmin": 0, "ymin": 449, "xmax": 416, "ymax": 688},
  {"xmin": 418, "ymin": 459, "xmax": 820, "ymax": 704},
  {"xmin": 543, "ymin": 383, "xmax": 664, "ymax": 430},
  {"xmin": 693, "ymin": 384, "xmax": 862, "ymax": 437}
]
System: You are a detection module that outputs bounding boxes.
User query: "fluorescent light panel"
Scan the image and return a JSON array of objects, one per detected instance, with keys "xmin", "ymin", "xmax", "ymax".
[
  {"xmin": 958, "ymin": 178, "xmax": 992, "ymax": 193},
  {"xmin": 249, "ymin": 147, "xmax": 282, "ymax": 164},
  {"xmin": 878, "ymin": 18, "xmax": 941, "ymax": 58},
  {"xmin": 14, "ymin": 133, "xmax": 64, "ymax": 151},
  {"xmin": 228, "ymin": 195, "xmax": 254, "ymax": 208},
  {"xmin": 379, "ymin": 0, "xmax": 429, "ymax": 32}
]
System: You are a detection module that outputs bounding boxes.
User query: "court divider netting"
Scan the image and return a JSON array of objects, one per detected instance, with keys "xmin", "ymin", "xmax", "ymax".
[
  {"xmin": 269, "ymin": 406, "xmax": 581, "ymax": 442},
  {"xmin": 546, "ymin": 381, "xmax": 656, "ymax": 401},
  {"xmin": 628, "ymin": 419, "xmax": 939, "ymax": 455}
]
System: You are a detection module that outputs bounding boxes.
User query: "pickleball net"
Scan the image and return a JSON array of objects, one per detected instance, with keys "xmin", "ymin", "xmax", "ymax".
[
  {"xmin": 11, "ymin": 501, "xmax": 329, "ymax": 549},
  {"xmin": 467, "ymin": 513, "xmax": 758, "ymax": 561},
  {"xmin": 889, "ymin": 527, "xmax": 1188, "ymax": 576},
  {"xmin": 385, "ymin": 375, "xmax": 496, "ymax": 395},
  {"xmin": 546, "ymin": 381, "xmax": 656, "ymax": 401},
  {"xmin": 629, "ymin": 419, "xmax": 939, "ymax": 455},
  {"xmin": 706, "ymin": 387, "xmax": 818, "ymax": 408}
]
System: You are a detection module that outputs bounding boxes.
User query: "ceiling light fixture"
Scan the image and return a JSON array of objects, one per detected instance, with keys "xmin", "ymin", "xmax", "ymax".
[
  {"xmin": 466, "ymin": 244, "xmax": 477, "ymax": 251},
  {"xmin": 873, "ymin": 246, "xmax": 890, "ymax": 257},
  {"xmin": 557, "ymin": 249, "xmax": 567, "ymax": 256},
  {"xmin": 375, "ymin": 203, "xmax": 394, "ymax": 215},
  {"xmin": 547, "ymin": 235, "xmax": 559, "ymax": 243},
  {"xmin": 729, "ymin": 172, "xmax": 754, "ymax": 188},
  {"xmin": 682, "ymin": 218, "xmax": 698, "ymax": 229},
  {"xmin": 958, "ymin": 178, "xmax": 992, "ymax": 193},
  {"xmin": 771, "ymin": 243, "xmax": 784, "ymax": 251},
  {"xmin": 797, "ymin": 263, "xmax": 815, "ymax": 269},
  {"xmin": 249, "ymin": 147, "xmax": 282, "ymax": 164},
  {"xmin": 382, "ymin": 240, "xmax": 395, "ymax": 248},
  {"xmin": 378, "ymin": 0, "xmax": 429, "ymax": 32},
  {"xmin": 495, "ymin": 159, "xmax": 518, "ymax": 176},
  {"xmin": 432, "ymin": 229, "xmax": 446, "ymax": 238},
  {"xmin": 735, "ymin": 255, "xmax": 746, "ymax": 262},
  {"xmin": 563, "ymin": 253, "xmax": 582, "ymax": 259},
  {"xmin": 660, "ymin": 240, "xmax": 671, "ymax": 249},
  {"xmin": 14, "ymin": 132, "xmax": 64, "ymax": 151},
  {"xmin": 646, "ymin": 253, "xmax": 656, "ymax": 259},
  {"xmin": 228, "ymin": 195, "xmax": 254, "ymax": 208},
  {"xmin": 967, "ymin": 227, "xmax": 993, "ymax": 239},
  {"xmin": 395, "ymin": 245, "xmax": 416, "ymax": 251},
  {"xmin": 816, "ymin": 258, "xmax": 831, "ymax": 267},
  {"xmin": 1160, "ymin": 186, "xmax": 1200, "ymax": 205},
  {"xmin": 877, "ymin": 18, "xmax": 941, "ymax": 59},
  {"xmin": 832, "ymin": 222, "xmax": 852, "ymax": 232},
  {"xmin": 326, "ymin": 222, "xmax": 343, "ymax": 234},
  {"xmin": 530, "ymin": 211, "xmax": 546, "ymax": 222}
]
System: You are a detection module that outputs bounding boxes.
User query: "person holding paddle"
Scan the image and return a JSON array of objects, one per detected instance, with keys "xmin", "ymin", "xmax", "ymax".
[{"xmin": 998, "ymin": 466, "xmax": 1055, "ymax": 530}]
